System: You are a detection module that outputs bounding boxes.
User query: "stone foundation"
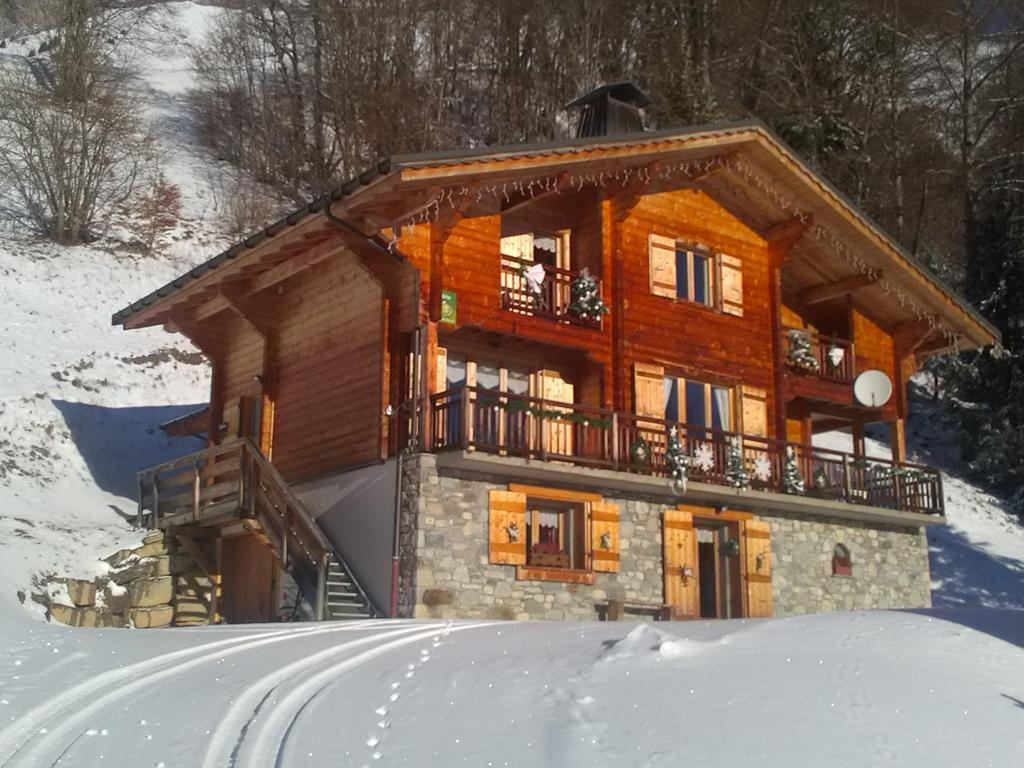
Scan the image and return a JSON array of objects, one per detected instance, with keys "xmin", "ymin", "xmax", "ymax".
[
  {"xmin": 398, "ymin": 454, "xmax": 932, "ymax": 620},
  {"xmin": 42, "ymin": 530, "xmax": 211, "ymax": 628}
]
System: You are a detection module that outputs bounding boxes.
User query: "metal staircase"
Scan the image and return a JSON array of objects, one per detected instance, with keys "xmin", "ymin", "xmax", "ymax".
[{"xmin": 324, "ymin": 554, "xmax": 376, "ymax": 620}]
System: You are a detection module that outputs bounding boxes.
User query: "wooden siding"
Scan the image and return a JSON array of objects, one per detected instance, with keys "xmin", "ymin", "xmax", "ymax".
[
  {"xmin": 271, "ymin": 254, "xmax": 385, "ymax": 481},
  {"xmin": 618, "ymin": 188, "xmax": 775, "ymax": 421}
]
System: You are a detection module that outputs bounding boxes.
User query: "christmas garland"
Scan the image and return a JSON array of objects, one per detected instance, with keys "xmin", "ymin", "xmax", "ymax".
[{"xmin": 476, "ymin": 395, "xmax": 612, "ymax": 429}]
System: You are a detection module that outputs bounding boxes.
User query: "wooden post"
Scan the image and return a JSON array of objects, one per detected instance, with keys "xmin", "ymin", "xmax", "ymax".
[
  {"xmin": 136, "ymin": 475, "xmax": 144, "ymax": 528},
  {"xmin": 891, "ymin": 418, "xmax": 907, "ymax": 464},
  {"xmin": 152, "ymin": 476, "xmax": 160, "ymax": 528},
  {"xmin": 192, "ymin": 465, "xmax": 201, "ymax": 523},
  {"xmin": 611, "ymin": 412, "xmax": 620, "ymax": 469},
  {"xmin": 841, "ymin": 454, "xmax": 852, "ymax": 501},
  {"xmin": 461, "ymin": 386, "xmax": 471, "ymax": 448}
]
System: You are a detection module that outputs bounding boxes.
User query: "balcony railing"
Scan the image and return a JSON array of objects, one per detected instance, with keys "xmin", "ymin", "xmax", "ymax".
[
  {"xmin": 499, "ymin": 254, "xmax": 600, "ymax": 328},
  {"xmin": 429, "ymin": 386, "xmax": 943, "ymax": 517},
  {"xmin": 782, "ymin": 327, "xmax": 855, "ymax": 383}
]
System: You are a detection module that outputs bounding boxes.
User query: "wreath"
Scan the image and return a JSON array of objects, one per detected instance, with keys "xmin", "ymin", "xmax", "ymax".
[{"xmin": 629, "ymin": 437, "xmax": 652, "ymax": 466}]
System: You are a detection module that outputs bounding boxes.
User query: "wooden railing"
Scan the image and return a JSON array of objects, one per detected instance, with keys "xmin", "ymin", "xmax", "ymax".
[
  {"xmin": 429, "ymin": 387, "xmax": 944, "ymax": 516},
  {"xmin": 782, "ymin": 327, "xmax": 856, "ymax": 383},
  {"xmin": 136, "ymin": 438, "xmax": 368, "ymax": 620},
  {"xmin": 499, "ymin": 253, "xmax": 600, "ymax": 327}
]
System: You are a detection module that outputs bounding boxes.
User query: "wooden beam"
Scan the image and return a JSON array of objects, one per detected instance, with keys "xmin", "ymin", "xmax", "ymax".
[
  {"xmin": 246, "ymin": 239, "xmax": 345, "ymax": 295},
  {"xmin": 892, "ymin": 319, "xmax": 934, "ymax": 352},
  {"xmin": 175, "ymin": 533, "xmax": 216, "ymax": 579},
  {"xmin": 609, "ymin": 163, "xmax": 660, "ymax": 223},
  {"xmin": 800, "ymin": 272, "xmax": 881, "ymax": 306},
  {"xmin": 220, "ymin": 283, "xmax": 278, "ymax": 337}
]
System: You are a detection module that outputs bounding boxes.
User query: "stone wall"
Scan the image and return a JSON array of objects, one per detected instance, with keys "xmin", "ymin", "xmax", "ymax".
[
  {"xmin": 398, "ymin": 456, "xmax": 933, "ymax": 620},
  {"xmin": 765, "ymin": 512, "xmax": 932, "ymax": 615},
  {"xmin": 44, "ymin": 530, "xmax": 211, "ymax": 629}
]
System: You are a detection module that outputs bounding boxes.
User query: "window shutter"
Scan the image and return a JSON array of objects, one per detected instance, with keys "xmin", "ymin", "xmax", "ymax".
[
  {"xmin": 718, "ymin": 253, "xmax": 744, "ymax": 316},
  {"xmin": 663, "ymin": 509, "xmax": 698, "ymax": 619},
  {"xmin": 649, "ymin": 234, "xmax": 677, "ymax": 298},
  {"xmin": 743, "ymin": 519, "xmax": 773, "ymax": 617},
  {"xmin": 590, "ymin": 500, "xmax": 620, "ymax": 573},
  {"xmin": 633, "ymin": 363, "xmax": 665, "ymax": 418},
  {"xmin": 488, "ymin": 490, "xmax": 527, "ymax": 565},
  {"xmin": 435, "ymin": 346, "xmax": 447, "ymax": 394},
  {"xmin": 740, "ymin": 385, "xmax": 769, "ymax": 437},
  {"xmin": 222, "ymin": 398, "xmax": 241, "ymax": 440}
]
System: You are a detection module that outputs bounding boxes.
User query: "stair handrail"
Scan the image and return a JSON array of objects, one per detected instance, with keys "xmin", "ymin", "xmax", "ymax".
[{"xmin": 238, "ymin": 438, "xmax": 382, "ymax": 619}]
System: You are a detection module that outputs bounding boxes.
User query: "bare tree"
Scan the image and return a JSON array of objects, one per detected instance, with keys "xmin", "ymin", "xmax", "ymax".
[{"xmin": 0, "ymin": 0, "xmax": 149, "ymax": 244}]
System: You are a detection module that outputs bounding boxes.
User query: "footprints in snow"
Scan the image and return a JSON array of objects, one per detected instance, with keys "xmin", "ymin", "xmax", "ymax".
[{"xmin": 363, "ymin": 623, "xmax": 452, "ymax": 765}]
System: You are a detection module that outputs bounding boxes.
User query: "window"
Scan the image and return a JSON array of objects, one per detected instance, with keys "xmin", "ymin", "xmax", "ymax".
[
  {"xmin": 675, "ymin": 247, "xmax": 714, "ymax": 306},
  {"xmin": 649, "ymin": 234, "xmax": 744, "ymax": 316},
  {"xmin": 488, "ymin": 487, "xmax": 621, "ymax": 582},
  {"xmin": 662, "ymin": 375, "xmax": 732, "ymax": 431},
  {"xmin": 526, "ymin": 499, "xmax": 586, "ymax": 570}
]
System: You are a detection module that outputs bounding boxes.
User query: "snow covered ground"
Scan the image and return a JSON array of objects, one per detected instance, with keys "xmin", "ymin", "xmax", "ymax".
[{"xmin": 0, "ymin": 611, "xmax": 1021, "ymax": 767}]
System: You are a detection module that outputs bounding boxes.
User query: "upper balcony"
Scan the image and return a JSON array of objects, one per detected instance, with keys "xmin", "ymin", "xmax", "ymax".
[
  {"xmin": 428, "ymin": 386, "xmax": 943, "ymax": 520},
  {"xmin": 782, "ymin": 327, "xmax": 856, "ymax": 384},
  {"xmin": 499, "ymin": 254, "xmax": 603, "ymax": 329}
]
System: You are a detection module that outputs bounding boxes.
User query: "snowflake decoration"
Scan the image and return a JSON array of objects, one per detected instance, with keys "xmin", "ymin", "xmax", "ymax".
[
  {"xmin": 692, "ymin": 442, "xmax": 715, "ymax": 473},
  {"xmin": 752, "ymin": 456, "xmax": 772, "ymax": 483}
]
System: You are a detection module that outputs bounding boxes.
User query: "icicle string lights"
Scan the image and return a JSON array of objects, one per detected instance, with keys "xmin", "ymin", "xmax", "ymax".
[{"xmin": 393, "ymin": 153, "xmax": 961, "ymax": 350}]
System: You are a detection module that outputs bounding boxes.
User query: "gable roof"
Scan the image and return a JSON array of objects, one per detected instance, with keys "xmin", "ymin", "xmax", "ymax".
[{"xmin": 112, "ymin": 121, "xmax": 998, "ymax": 352}]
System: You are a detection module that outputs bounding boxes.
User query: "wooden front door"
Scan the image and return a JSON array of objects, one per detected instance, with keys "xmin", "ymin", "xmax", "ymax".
[
  {"xmin": 219, "ymin": 534, "xmax": 279, "ymax": 624},
  {"xmin": 663, "ymin": 507, "xmax": 774, "ymax": 619}
]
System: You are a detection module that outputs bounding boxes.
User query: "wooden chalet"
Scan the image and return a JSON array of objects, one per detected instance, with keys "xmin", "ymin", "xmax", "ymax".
[{"xmin": 115, "ymin": 84, "xmax": 998, "ymax": 623}]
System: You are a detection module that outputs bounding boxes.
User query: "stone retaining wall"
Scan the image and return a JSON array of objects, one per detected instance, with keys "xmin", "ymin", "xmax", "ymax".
[
  {"xmin": 397, "ymin": 454, "xmax": 932, "ymax": 620},
  {"xmin": 43, "ymin": 530, "xmax": 211, "ymax": 629}
]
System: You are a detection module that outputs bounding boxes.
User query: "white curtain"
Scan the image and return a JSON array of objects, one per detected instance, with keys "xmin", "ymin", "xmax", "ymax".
[{"xmin": 712, "ymin": 387, "xmax": 731, "ymax": 431}]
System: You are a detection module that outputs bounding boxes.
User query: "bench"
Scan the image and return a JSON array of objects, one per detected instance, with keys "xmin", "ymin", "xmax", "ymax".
[{"xmin": 595, "ymin": 599, "xmax": 675, "ymax": 621}]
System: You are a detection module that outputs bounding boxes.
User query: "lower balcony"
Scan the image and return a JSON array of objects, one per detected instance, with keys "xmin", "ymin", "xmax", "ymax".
[{"xmin": 428, "ymin": 387, "xmax": 944, "ymax": 519}]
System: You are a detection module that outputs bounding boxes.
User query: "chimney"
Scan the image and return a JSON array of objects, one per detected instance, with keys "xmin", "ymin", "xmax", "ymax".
[{"xmin": 566, "ymin": 82, "xmax": 651, "ymax": 139}]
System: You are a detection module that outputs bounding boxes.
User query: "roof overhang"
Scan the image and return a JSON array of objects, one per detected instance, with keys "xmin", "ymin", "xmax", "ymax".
[{"xmin": 114, "ymin": 122, "xmax": 998, "ymax": 354}]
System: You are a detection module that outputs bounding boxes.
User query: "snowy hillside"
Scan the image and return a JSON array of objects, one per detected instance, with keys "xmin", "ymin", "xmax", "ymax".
[
  {"xmin": 0, "ymin": 1, "xmax": 235, "ymax": 617},
  {"xmin": 0, "ymin": 611, "xmax": 1022, "ymax": 767},
  {"xmin": 0, "ymin": 0, "xmax": 1021, "ymax": 625}
]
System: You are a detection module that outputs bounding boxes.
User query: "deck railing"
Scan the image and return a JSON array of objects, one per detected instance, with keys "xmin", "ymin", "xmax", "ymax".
[
  {"xmin": 429, "ymin": 386, "xmax": 943, "ymax": 516},
  {"xmin": 782, "ymin": 327, "xmax": 856, "ymax": 383},
  {"xmin": 136, "ymin": 438, "xmax": 363, "ymax": 620},
  {"xmin": 499, "ymin": 253, "xmax": 600, "ymax": 327}
]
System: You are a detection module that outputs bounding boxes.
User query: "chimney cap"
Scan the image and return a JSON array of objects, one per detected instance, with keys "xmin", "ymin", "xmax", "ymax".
[{"xmin": 566, "ymin": 81, "xmax": 652, "ymax": 110}]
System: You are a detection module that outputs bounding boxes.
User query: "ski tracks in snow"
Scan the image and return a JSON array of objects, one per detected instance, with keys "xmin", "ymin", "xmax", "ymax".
[{"xmin": 0, "ymin": 620, "xmax": 392, "ymax": 768}]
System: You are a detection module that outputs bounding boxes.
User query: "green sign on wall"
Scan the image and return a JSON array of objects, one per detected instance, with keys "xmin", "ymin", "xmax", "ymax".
[{"xmin": 441, "ymin": 289, "xmax": 457, "ymax": 325}]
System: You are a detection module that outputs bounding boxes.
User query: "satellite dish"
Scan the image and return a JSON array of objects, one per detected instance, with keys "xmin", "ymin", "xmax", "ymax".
[{"xmin": 853, "ymin": 370, "xmax": 893, "ymax": 408}]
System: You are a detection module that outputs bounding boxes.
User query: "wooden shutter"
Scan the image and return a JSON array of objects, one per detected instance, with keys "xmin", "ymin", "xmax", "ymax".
[
  {"xmin": 663, "ymin": 509, "xmax": 698, "ymax": 619},
  {"xmin": 743, "ymin": 519, "xmax": 773, "ymax": 617},
  {"xmin": 718, "ymin": 253, "xmax": 744, "ymax": 316},
  {"xmin": 488, "ymin": 490, "xmax": 527, "ymax": 565},
  {"xmin": 633, "ymin": 363, "xmax": 665, "ymax": 418},
  {"xmin": 539, "ymin": 370, "xmax": 574, "ymax": 456},
  {"xmin": 435, "ymin": 347, "xmax": 447, "ymax": 394},
  {"xmin": 590, "ymin": 500, "xmax": 620, "ymax": 573},
  {"xmin": 740, "ymin": 385, "xmax": 769, "ymax": 437},
  {"xmin": 222, "ymin": 398, "xmax": 241, "ymax": 440},
  {"xmin": 649, "ymin": 234, "xmax": 677, "ymax": 298}
]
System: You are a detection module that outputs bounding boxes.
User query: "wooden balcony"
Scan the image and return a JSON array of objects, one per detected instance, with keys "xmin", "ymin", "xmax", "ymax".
[
  {"xmin": 782, "ymin": 327, "xmax": 855, "ymax": 383},
  {"xmin": 499, "ymin": 254, "xmax": 601, "ymax": 328},
  {"xmin": 429, "ymin": 387, "xmax": 943, "ymax": 517}
]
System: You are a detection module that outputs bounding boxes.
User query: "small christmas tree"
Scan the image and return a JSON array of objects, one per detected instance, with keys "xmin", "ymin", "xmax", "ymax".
[
  {"xmin": 786, "ymin": 330, "xmax": 821, "ymax": 372},
  {"xmin": 782, "ymin": 445, "xmax": 805, "ymax": 493},
  {"xmin": 724, "ymin": 436, "xmax": 750, "ymax": 489},
  {"xmin": 665, "ymin": 426, "xmax": 688, "ymax": 493},
  {"xmin": 568, "ymin": 267, "xmax": 609, "ymax": 322}
]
